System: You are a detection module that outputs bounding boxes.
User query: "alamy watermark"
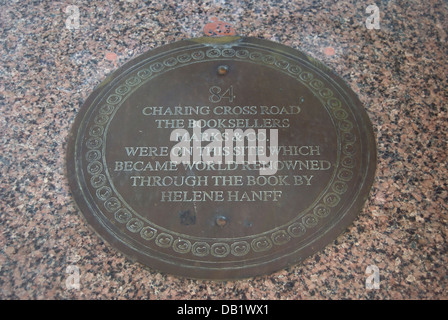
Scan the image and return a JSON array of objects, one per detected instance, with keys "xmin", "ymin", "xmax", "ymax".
[
  {"xmin": 365, "ymin": 264, "xmax": 380, "ymax": 289},
  {"xmin": 169, "ymin": 120, "xmax": 279, "ymax": 175},
  {"xmin": 65, "ymin": 265, "xmax": 81, "ymax": 290},
  {"xmin": 65, "ymin": 250, "xmax": 81, "ymax": 291},
  {"xmin": 366, "ymin": 4, "xmax": 380, "ymax": 30},
  {"xmin": 65, "ymin": 5, "xmax": 80, "ymax": 30}
]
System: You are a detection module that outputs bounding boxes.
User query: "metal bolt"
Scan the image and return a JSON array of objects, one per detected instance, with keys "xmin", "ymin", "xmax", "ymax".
[
  {"xmin": 215, "ymin": 215, "xmax": 228, "ymax": 227},
  {"xmin": 217, "ymin": 65, "xmax": 229, "ymax": 75}
]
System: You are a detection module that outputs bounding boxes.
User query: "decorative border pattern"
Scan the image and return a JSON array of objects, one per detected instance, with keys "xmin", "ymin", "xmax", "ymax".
[{"xmin": 82, "ymin": 46, "xmax": 357, "ymax": 258}]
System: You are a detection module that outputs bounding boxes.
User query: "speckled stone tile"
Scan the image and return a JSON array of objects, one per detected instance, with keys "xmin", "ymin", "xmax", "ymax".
[{"xmin": 0, "ymin": 0, "xmax": 447, "ymax": 299}]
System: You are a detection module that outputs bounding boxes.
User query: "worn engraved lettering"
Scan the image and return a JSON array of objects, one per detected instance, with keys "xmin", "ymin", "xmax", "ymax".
[
  {"xmin": 130, "ymin": 175, "xmax": 208, "ymax": 187},
  {"xmin": 227, "ymin": 190, "xmax": 283, "ymax": 202},
  {"xmin": 124, "ymin": 146, "xmax": 169, "ymax": 157},
  {"xmin": 160, "ymin": 190, "xmax": 224, "ymax": 202},
  {"xmin": 114, "ymin": 160, "xmax": 178, "ymax": 172}
]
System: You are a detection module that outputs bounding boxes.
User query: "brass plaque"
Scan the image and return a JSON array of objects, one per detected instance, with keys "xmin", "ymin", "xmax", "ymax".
[{"xmin": 67, "ymin": 37, "xmax": 376, "ymax": 279}]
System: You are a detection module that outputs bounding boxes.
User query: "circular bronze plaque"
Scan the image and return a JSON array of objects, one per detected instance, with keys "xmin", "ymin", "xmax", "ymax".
[{"xmin": 67, "ymin": 37, "xmax": 376, "ymax": 279}]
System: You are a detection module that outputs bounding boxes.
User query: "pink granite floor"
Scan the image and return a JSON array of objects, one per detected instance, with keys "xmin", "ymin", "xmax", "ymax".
[{"xmin": 0, "ymin": 0, "xmax": 447, "ymax": 299}]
